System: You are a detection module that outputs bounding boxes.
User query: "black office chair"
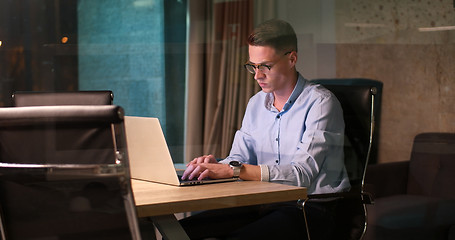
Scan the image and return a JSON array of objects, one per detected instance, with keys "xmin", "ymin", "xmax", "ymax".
[
  {"xmin": 0, "ymin": 105, "xmax": 143, "ymax": 239},
  {"xmin": 0, "ymin": 162, "xmax": 141, "ymax": 240},
  {"xmin": 12, "ymin": 90, "xmax": 113, "ymax": 106},
  {"xmin": 299, "ymin": 78, "xmax": 382, "ymax": 240},
  {"xmin": 0, "ymin": 105, "xmax": 125, "ymax": 165}
]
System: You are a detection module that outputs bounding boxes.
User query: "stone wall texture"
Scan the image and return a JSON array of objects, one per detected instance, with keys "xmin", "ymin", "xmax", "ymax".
[{"xmin": 334, "ymin": 0, "xmax": 455, "ymax": 163}]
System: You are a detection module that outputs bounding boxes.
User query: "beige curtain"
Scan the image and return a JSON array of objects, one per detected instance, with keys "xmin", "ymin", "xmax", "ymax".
[{"xmin": 185, "ymin": 0, "xmax": 258, "ymax": 162}]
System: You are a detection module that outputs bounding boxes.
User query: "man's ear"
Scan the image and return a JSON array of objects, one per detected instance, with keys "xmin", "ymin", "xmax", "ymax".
[{"xmin": 289, "ymin": 51, "xmax": 298, "ymax": 67}]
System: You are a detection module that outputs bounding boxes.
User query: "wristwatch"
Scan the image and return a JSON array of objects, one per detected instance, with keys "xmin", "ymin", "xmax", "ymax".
[{"xmin": 229, "ymin": 160, "xmax": 243, "ymax": 178}]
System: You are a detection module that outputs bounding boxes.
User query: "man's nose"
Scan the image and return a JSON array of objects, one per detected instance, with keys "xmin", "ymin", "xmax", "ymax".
[{"xmin": 254, "ymin": 69, "xmax": 265, "ymax": 79}]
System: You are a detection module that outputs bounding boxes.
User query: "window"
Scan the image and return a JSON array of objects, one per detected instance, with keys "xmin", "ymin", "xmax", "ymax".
[{"xmin": 0, "ymin": 0, "xmax": 187, "ymax": 163}]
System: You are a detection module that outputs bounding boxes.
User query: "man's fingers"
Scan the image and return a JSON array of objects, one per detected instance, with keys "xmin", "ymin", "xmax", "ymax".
[
  {"xmin": 188, "ymin": 165, "xmax": 204, "ymax": 180},
  {"xmin": 181, "ymin": 164, "xmax": 195, "ymax": 180},
  {"xmin": 187, "ymin": 155, "xmax": 216, "ymax": 167},
  {"xmin": 183, "ymin": 157, "xmax": 218, "ymax": 180},
  {"xmin": 203, "ymin": 156, "xmax": 212, "ymax": 163},
  {"xmin": 198, "ymin": 169, "xmax": 210, "ymax": 180}
]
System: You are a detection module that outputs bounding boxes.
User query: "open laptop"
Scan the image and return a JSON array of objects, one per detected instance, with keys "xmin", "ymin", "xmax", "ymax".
[{"xmin": 124, "ymin": 116, "xmax": 237, "ymax": 186}]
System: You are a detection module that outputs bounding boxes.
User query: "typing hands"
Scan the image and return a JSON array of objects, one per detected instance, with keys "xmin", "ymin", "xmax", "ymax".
[{"xmin": 181, "ymin": 155, "xmax": 232, "ymax": 181}]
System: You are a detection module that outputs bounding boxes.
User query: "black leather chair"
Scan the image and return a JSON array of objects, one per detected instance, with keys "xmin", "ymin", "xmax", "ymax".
[
  {"xmin": 12, "ymin": 90, "xmax": 113, "ymax": 106},
  {"xmin": 300, "ymin": 78, "xmax": 382, "ymax": 240},
  {"xmin": 365, "ymin": 132, "xmax": 455, "ymax": 240},
  {"xmin": 0, "ymin": 105, "xmax": 144, "ymax": 239},
  {"xmin": 0, "ymin": 105, "xmax": 125, "ymax": 165},
  {"xmin": 0, "ymin": 162, "xmax": 141, "ymax": 240},
  {"xmin": 312, "ymin": 79, "xmax": 382, "ymax": 166}
]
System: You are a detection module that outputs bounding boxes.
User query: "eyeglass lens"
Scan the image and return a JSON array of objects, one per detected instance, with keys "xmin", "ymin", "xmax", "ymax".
[
  {"xmin": 244, "ymin": 51, "xmax": 292, "ymax": 74},
  {"xmin": 245, "ymin": 64, "xmax": 270, "ymax": 74}
]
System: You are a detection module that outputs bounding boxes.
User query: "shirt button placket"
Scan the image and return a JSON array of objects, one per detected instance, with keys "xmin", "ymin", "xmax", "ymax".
[
  {"xmin": 275, "ymin": 137, "xmax": 279, "ymax": 164},
  {"xmin": 275, "ymin": 113, "xmax": 281, "ymax": 165}
]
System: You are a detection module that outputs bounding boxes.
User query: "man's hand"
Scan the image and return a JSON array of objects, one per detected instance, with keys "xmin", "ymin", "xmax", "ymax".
[
  {"xmin": 186, "ymin": 154, "xmax": 218, "ymax": 166},
  {"xmin": 181, "ymin": 155, "xmax": 232, "ymax": 180}
]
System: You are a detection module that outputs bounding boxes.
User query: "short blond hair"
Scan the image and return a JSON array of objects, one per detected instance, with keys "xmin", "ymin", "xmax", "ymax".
[{"xmin": 247, "ymin": 19, "xmax": 297, "ymax": 54}]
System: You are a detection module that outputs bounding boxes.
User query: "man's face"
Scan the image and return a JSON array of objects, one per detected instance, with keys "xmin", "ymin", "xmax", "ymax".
[{"xmin": 247, "ymin": 45, "xmax": 294, "ymax": 93}]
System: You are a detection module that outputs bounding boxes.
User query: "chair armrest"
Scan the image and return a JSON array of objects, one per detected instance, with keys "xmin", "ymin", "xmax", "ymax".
[
  {"xmin": 365, "ymin": 161, "xmax": 409, "ymax": 198},
  {"xmin": 304, "ymin": 185, "xmax": 373, "ymax": 204}
]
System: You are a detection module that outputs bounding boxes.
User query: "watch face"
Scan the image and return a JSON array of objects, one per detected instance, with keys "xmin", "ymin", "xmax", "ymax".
[{"xmin": 230, "ymin": 161, "xmax": 242, "ymax": 167}]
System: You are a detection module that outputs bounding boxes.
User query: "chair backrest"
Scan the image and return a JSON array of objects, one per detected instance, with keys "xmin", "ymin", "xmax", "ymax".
[
  {"xmin": 407, "ymin": 132, "xmax": 455, "ymax": 199},
  {"xmin": 311, "ymin": 78, "xmax": 382, "ymax": 191},
  {"xmin": 0, "ymin": 163, "xmax": 141, "ymax": 240},
  {"xmin": 12, "ymin": 91, "xmax": 114, "ymax": 106},
  {"xmin": 310, "ymin": 78, "xmax": 382, "ymax": 240},
  {"xmin": 0, "ymin": 105, "xmax": 125, "ymax": 165}
]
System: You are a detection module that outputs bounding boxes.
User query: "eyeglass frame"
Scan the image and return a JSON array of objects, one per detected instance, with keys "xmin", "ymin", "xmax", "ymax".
[{"xmin": 243, "ymin": 51, "xmax": 293, "ymax": 74}]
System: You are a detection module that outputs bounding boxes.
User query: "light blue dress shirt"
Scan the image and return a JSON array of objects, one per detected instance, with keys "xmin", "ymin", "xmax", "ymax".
[{"xmin": 221, "ymin": 73, "xmax": 350, "ymax": 194}]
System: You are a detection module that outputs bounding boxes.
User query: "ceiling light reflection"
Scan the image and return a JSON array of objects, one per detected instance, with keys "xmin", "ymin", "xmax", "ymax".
[
  {"xmin": 344, "ymin": 23, "xmax": 386, "ymax": 28},
  {"xmin": 418, "ymin": 26, "xmax": 455, "ymax": 32}
]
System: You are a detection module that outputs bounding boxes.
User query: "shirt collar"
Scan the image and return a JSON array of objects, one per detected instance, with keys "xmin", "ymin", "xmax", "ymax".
[{"xmin": 265, "ymin": 73, "xmax": 306, "ymax": 112}]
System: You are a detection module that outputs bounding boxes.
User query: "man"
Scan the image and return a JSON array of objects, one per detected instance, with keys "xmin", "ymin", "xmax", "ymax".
[{"xmin": 181, "ymin": 19, "xmax": 350, "ymax": 239}]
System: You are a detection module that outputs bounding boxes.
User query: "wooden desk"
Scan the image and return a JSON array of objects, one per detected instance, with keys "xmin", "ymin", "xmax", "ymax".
[{"xmin": 132, "ymin": 179, "xmax": 307, "ymax": 239}]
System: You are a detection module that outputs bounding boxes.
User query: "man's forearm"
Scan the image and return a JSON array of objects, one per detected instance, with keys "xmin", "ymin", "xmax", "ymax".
[{"xmin": 239, "ymin": 164, "xmax": 261, "ymax": 181}]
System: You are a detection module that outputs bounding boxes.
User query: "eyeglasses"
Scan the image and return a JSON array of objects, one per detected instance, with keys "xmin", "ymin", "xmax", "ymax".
[{"xmin": 244, "ymin": 51, "xmax": 292, "ymax": 74}]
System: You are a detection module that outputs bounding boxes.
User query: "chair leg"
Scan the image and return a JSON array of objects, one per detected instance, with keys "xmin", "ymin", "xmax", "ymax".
[
  {"xmin": 360, "ymin": 203, "xmax": 368, "ymax": 240},
  {"xmin": 298, "ymin": 199, "xmax": 311, "ymax": 240}
]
